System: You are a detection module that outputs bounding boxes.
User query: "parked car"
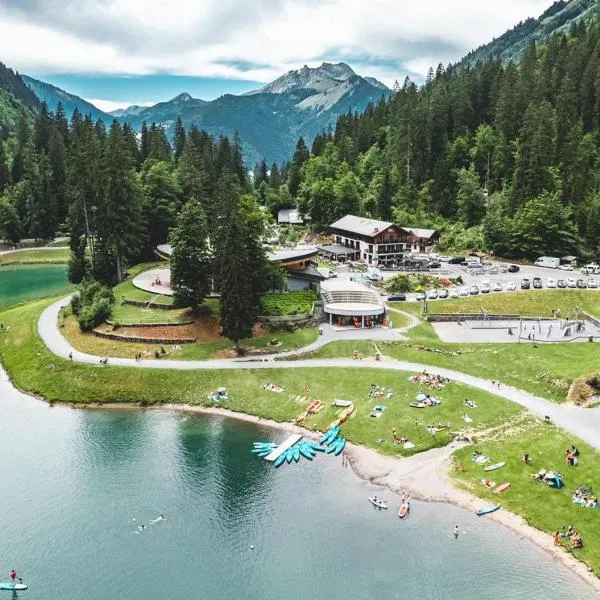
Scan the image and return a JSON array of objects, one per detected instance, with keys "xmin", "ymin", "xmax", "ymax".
[
  {"xmin": 493, "ymin": 282, "xmax": 503, "ymax": 292},
  {"xmin": 506, "ymin": 281, "xmax": 517, "ymax": 291},
  {"xmin": 428, "ymin": 261, "xmax": 441, "ymax": 269},
  {"xmin": 559, "ymin": 264, "xmax": 574, "ymax": 271},
  {"xmin": 449, "ymin": 288, "xmax": 459, "ymax": 298},
  {"xmin": 577, "ymin": 279, "xmax": 587, "ymax": 289},
  {"xmin": 481, "ymin": 283, "xmax": 491, "ymax": 294},
  {"xmin": 521, "ymin": 278, "xmax": 531, "ymax": 289},
  {"xmin": 438, "ymin": 289, "xmax": 449, "ymax": 299},
  {"xmin": 588, "ymin": 279, "xmax": 598, "ymax": 289},
  {"xmin": 567, "ymin": 278, "xmax": 577, "ymax": 288},
  {"xmin": 557, "ymin": 279, "xmax": 567, "ymax": 288},
  {"xmin": 427, "ymin": 289, "xmax": 439, "ymax": 299},
  {"xmin": 532, "ymin": 277, "xmax": 543, "ymax": 289},
  {"xmin": 467, "ymin": 261, "xmax": 481, "ymax": 268},
  {"xmin": 387, "ymin": 294, "xmax": 406, "ymax": 302},
  {"xmin": 507, "ymin": 264, "xmax": 520, "ymax": 273},
  {"xmin": 547, "ymin": 278, "xmax": 556, "ymax": 288},
  {"xmin": 416, "ymin": 292, "xmax": 426, "ymax": 301},
  {"xmin": 439, "ymin": 256, "xmax": 452, "ymax": 263},
  {"xmin": 459, "ymin": 287, "xmax": 470, "ymax": 297},
  {"xmin": 470, "ymin": 285, "xmax": 480, "ymax": 295},
  {"xmin": 448, "ymin": 256, "xmax": 466, "ymax": 265}
]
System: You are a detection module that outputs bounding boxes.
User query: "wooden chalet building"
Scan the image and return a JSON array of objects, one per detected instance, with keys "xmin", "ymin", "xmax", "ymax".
[{"xmin": 326, "ymin": 215, "xmax": 438, "ymax": 266}]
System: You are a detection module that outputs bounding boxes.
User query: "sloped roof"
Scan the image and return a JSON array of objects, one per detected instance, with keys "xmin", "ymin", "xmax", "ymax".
[
  {"xmin": 401, "ymin": 227, "xmax": 437, "ymax": 240},
  {"xmin": 330, "ymin": 215, "xmax": 394, "ymax": 237}
]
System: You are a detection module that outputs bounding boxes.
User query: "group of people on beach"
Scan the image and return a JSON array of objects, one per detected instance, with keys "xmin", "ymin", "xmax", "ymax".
[
  {"xmin": 391, "ymin": 426, "xmax": 408, "ymax": 445},
  {"xmin": 410, "ymin": 371, "xmax": 449, "ymax": 389},
  {"xmin": 554, "ymin": 526, "xmax": 583, "ymax": 549},
  {"xmin": 565, "ymin": 445, "xmax": 580, "ymax": 467},
  {"xmin": 572, "ymin": 489, "xmax": 598, "ymax": 509},
  {"xmin": 369, "ymin": 384, "xmax": 393, "ymax": 399}
]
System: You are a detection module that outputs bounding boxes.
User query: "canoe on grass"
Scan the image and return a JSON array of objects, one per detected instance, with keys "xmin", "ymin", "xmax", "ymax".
[
  {"xmin": 476, "ymin": 504, "xmax": 501, "ymax": 516},
  {"xmin": 368, "ymin": 497, "xmax": 388, "ymax": 509},
  {"xmin": 484, "ymin": 462, "xmax": 506, "ymax": 472},
  {"xmin": 493, "ymin": 482, "xmax": 511, "ymax": 494},
  {"xmin": 398, "ymin": 502, "xmax": 410, "ymax": 519}
]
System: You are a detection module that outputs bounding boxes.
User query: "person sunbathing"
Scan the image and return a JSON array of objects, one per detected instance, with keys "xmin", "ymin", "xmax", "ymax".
[{"xmin": 530, "ymin": 469, "xmax": 547, "ymax": 481}]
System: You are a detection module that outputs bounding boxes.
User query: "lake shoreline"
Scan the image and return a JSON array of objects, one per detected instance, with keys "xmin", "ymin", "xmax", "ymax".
[{"xmin": 69, "ymin": 399, "xmax": 600, "ymax": 593}]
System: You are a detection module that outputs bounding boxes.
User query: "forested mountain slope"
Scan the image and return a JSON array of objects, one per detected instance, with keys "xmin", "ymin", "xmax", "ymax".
[
  {"xmin": 278, "ymin": 22, "xmax": 600, "ymax": 260},
  {"xmin": 457, "ymin": 0, "xmax": 600, "ymax": 68}
]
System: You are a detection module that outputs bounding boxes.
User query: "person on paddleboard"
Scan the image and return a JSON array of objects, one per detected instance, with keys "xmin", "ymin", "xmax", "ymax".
[{"xmin": 9, "ymin": 570, "xmax": 17, "ymax": 584}]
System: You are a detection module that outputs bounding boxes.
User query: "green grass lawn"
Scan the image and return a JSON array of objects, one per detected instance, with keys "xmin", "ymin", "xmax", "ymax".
[
  {"xmin": 385, "ymin": 306, "xmax": 414, "ymax": 329},
  {"xmin": 308, "ymin": 327, "xmax": 600, "ymax": 403},
  {"xmin": 451, "ymin": 420, "xmax": 600, "ymax": 576},
  {"xmin": 401, "ymin": 290, "xmax": 600, "ymax": 319},
  {"xmin": 0, "ymin": 248, "xmax": 70, "ymax": 265},
  {"xmin": 1, "ymin": 298, "xmax": 519, "ymax": 456}
]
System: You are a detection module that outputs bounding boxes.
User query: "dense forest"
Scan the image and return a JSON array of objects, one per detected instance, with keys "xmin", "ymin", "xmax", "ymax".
[{"xmin": 255, "ymin": 20, "xmax": 600, "ymax": 260}]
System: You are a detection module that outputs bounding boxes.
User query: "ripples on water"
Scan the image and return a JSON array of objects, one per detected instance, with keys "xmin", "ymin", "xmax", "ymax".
[{"xmin": 0, "ymin": 389, "xmax": 596, "ymax": 600}]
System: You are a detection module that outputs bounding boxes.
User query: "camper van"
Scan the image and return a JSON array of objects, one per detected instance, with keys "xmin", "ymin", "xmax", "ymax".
[{"xmin": 534, "ymin": 256, "xmax": 560, "ymax": 269}]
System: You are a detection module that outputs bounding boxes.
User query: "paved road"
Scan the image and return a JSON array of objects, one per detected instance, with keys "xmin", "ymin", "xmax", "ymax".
[{"xmin": 38, "ymin": 297, "xmax": 600, "ymax": 451}]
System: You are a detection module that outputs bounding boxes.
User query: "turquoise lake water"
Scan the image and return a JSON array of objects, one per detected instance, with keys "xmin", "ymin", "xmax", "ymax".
[
  {"xmin": 0, "ymin": 370, "xmax": 597, "ymax": 600},
  {"xmin": 0, "ymin": 264, "xmax": 71, "ymax": 308}
]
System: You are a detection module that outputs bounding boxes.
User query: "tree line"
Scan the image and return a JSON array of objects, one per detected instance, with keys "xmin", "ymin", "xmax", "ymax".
[{"xmin": 259, "ymin": 19, "xmax": 600, "ymax": 260}]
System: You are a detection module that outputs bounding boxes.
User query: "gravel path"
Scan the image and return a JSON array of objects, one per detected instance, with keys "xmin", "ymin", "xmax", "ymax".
[{"xmin": 38, "ymin": 297, "xmax": 600, "ymax": 450}]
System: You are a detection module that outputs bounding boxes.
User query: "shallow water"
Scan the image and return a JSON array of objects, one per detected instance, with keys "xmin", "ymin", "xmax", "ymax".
[
  {"xmin": 0, "ymin": 371, "xmax": 596, "ymax": 600},
  {"xmin": 0, "ymin": 264, "xmax": 71, "ymax": 308}
]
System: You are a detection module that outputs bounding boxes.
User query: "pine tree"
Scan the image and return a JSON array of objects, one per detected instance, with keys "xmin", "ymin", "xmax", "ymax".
[
  {"xmin": 288, "ymin": 137, "xmax": 309, "ymax": 196},
  {"xmin": 97, "ymin": 121, "xmax": 144, "ymax": 282},
  {"xmin": 140, "ymin": 121, "xmax": 149, "ymax": 162},
  {"xmin": 268, "ymin": 163, "xmax": 282, "ymax": 189},
  {"xmin": 457, "ymin": 165, "xmax": 486, "ymax": 227},
  {"xmin": 0, "ymin": 148, "xmax": 10, "ymax": 194},
  {"xmin": 254, "ymin": 160, "xmax": 269, "ymax": 188},
  {"xmin": 169, "ymin": 199, "xmax": 212, "ymax": 309},
  {"xmin": 174, "ymin": 117, "xmax": 186, "ymax": 158}
]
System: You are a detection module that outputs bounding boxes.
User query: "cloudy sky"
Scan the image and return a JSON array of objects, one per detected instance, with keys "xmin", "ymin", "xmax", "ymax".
[{"xmin": 0, "ymin": 0, "xmax": 553, "ymax": 111}]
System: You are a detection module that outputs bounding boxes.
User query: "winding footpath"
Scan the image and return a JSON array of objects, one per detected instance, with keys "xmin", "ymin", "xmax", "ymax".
[{"xmin": 40, "ymin": 297, "xmax": 600, "ymax": 451}]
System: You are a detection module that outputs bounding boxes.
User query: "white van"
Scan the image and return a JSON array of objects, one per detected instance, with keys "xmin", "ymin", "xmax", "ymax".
[{"xmin": 534, "ymin": 256, "xmax": 560, "ymax": 269}]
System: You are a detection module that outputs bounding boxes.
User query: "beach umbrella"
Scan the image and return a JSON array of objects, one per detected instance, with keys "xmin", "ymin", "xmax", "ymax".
[{"xmin": 416, "ymin": 393, "xmax": 427, "ymax": 401}]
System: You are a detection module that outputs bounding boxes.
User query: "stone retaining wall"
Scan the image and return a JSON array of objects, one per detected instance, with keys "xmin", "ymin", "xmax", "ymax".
[
  {"xmin": 92, "ymin": 329, "xmax": 195, "ymax": 345},
  {"xmin": 427, "ymin": 313, "xmax": 520, "ymax": 322},
  {"xmin": 121, "ymin": 297, "xmax": 175, "ymax": 310},
  {"xmin": 106, "ymin": 319, "xmax": 193, "ymax": 328}
]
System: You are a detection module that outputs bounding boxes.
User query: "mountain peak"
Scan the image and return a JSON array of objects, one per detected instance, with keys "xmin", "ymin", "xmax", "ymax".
[
  {"xmin": 246, "ymin": 61, "xmax": 385, "ymax": 97},
  {"xmin": 170, "ymin": 92, "xmax": 193, "ymax": 103}
]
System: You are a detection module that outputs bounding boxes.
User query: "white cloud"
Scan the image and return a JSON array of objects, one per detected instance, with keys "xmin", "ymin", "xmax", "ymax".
[
  {"xmin": 0, "ymin": 0, "xmax": 553, "ymax": 82},
  {"xmin": 85, "ymin": 98, "xmax": 153, "ymax": 112}
]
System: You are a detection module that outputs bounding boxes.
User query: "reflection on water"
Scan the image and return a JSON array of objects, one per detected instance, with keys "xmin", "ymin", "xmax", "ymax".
[{"xmin": 0, "ymin": 374, "xmax": 596, "ymax": 600}]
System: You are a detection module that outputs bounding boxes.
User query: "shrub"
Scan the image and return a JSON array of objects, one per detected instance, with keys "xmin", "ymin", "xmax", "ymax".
[{"xmin": 71, "ymin": 281, "xmax": 115, "ymax": 331}]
